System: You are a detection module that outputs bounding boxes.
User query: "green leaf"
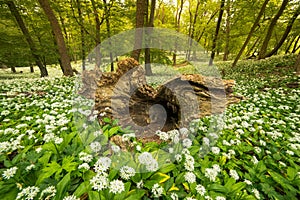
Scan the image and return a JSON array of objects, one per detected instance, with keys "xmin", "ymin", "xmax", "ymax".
[
  {"xmin": 62, "ymin": 156, "xmax": 78, "ymax": 172},
  {"xmin": 125, "ymin": 189, "xmax": 146, "ymax": 200},
  {"xmin": 37, "ymin": 161, "xmax": 62, "ymax": 184},
  {"xmin": 208, "ymin": 184, "xmax": 229, "ymax": 194},
  {"xmin": 159, "ymin": 163, "xmax": 176, "ymax": 174},
  {"xmin": 108, "ymin": 127, "xmax": 120, "ymax": 137},
  {"xmin": 287, "ymin": 167, "xmax": 297, "ymax": 181},
  {"xmin": 231, "ymin": 182, "xmax": 246, "ymax": 194},
  {"xmin": 88, "ymin": 191, "xmax": 100, "ymax": 200},
  {"xmin": 268, "ymin": 170, "xmax": 297, "ymax": 193},
  {"xmin": 150, "ymin": 172, "xmax": 170, "ymax": 183},
  {"xmin": 74, "ymin": 181, "xmax": 90, "ymax": 197},
  {"xmin": 54, "ymin": 173, "xmax": 71, "ymax": 200}
]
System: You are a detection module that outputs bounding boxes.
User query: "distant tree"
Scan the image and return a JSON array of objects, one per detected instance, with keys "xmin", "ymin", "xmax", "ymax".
[
  {"xmin": 38, "ymin": 0, "xmax": 74, "ymax": 76},
  {"xmin": 223, "ymin": 0, "xmax": 231, "ymax": 61},
  {"xmin": 132, "ymin": 0, "xmax": 146, "ymax": 61},
  {"xmin": 258, "ymin": 0, "xmax": 289, "ymax": 59},
  {"xmin": 295, "ymin": 53, "xmax": 300, "ymax": 75},
  {"xmin": 232, "ymin": 0, "xmax": 269, "ymax": 67},
  {"xmin": 209, "ymin": 0, "xmax": 225, "ymax": 66},
  {"xmin": 6, "ymin": 0, "xmax": 48, "ymax": 77},
  {"xmin": 144, "ymin": 0, "xmax": 156, "ymax": 75},
  {"xmin": 265, "ymin": 4, "xmax": 300, "ymax": 58},
  {"xmin": 173, "ymin": 0, "xmax": 184, "ymax": 66}
]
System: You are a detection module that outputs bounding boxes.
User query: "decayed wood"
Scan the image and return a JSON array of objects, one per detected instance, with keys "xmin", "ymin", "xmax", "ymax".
[{"xmin": 88, "ymin": 58, "xmax": 242, "ymax": 135}]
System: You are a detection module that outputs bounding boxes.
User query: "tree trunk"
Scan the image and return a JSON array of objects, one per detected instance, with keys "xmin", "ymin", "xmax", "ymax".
[
  {"xmin": 173, "ymin": 0, "xmax": 184, "ymax": 66},
  {"xmin": 295, "ymin": 52, "xmax": 300, "ymax": 75},
  {"xmin": 76, "ymin": 0, "xmax": 86, "ymax": 70},
  {"xmin": 103, "ymin": 0, "xmax": 114, "ymax": 71},
  {"xmin": 187, "ymin": 0, "xmax": 200, "ymax": 61},
  {"xmin": 258, "ymin": 0, "xmax": 289, "ymax": 59},
  {"xmin": 132, "ymin": 0, "xmax": 147, "ymax": 61},
  {"xmin": 223, "ymin": 0, "xmax": 231, "ymax": 61},
  {"xmin": 30, "ymin": 65, "xmax": 34, "ymax": 73},
  {"xmin": 145, "ymin": 0, "xmax": 155, "ymax": 76},
  {"xmin": 6, "ymin": 1, "xmax": 48, "ymax": 77},
  {"xmin": 292, "ymin": 36, "xmax": 300, "ymax": 53},
  {"xmin": 11, "ymin": 66, "xmax": 16, "ymax": 73},
  {"xmin": 196, "ymin": 9, "xmax": 218, "ymax": 43},
  {"xmin": 265, "ymin": 5, "xmax": 300, "ymax": 58},
  {"xmin": 90, "ymin": 0, "xmax": 103, "ymax": 68},
  {"xmin": 38, "ymin": 0, "xmax": 73, "ymax": 76},
  {"xmin": 209, "ymin": 0, "xmax": 225, "ymax": 66},
  {"xmin": 232, "ymin": 0, "xmax": 269, "ymax": 67}
]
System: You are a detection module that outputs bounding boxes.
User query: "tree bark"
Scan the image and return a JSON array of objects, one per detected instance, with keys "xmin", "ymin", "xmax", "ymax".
[
  {"xmin": 11, "ymin": 66, "xmax": 16, "ymax": 73},
  {"xmin": 232, "ymin": 0, "xmax": 269, "ymax": 67},
  {"xmin": 258, "ymin": 0, "xmax": 289, "ymax": 59},
  {"xmin": 295, "ymin": 52, "xmax": 300, "ymax": 75},
  {"xmin": 209, "ymin": 0, "xmax": 225, "ymax": 66},
  {"xmin": 76, "ymin": 0, "xmax": 86, "ymax": 70},
  {"xmin": 145, "ymin": 0, "xmax": 155, "ymax": 75},
  {"xmin": 90, "ymin": 0, "xmax": 104, "ymax": 68},
  {"xmin": 132, "ymin": 0, "xmax": 147, "ymax": 61},
  {"xmin": 30, "ymin": 65, "xmax": 34, "ymax": 73},
  {"xmin": 196, "ymin": 9, "xmax": 219, "ymax": 43},
  {"xmin": 173, "ymin": 0, "xmax": 184, "ymax": 66},
  {"xmin": 265, "ymin": 5, "xmax": 300, "ymax": 58},
  {"xmin": 103, "ymin": 0, "xmax": 114, "ymax": 71},
  {"xmin": 38, "ymin": 0, "xmax": 73, "ymax": 76},
  {"xmin": 223, "ymin": 0, "xmax": 231, "ymax": 61},
  {"xmin": 6, "ymin": 0, "xmax": 48, "ymax": 77},
  {"xmin": 187, "ymin": 0, "xmax": 200, "ymax": 61}
]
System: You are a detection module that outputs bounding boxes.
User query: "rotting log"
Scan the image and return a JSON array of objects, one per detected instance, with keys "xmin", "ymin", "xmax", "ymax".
[{"xmin": 80, "ymin": 58, "xmax": 243, "ymax": 136}]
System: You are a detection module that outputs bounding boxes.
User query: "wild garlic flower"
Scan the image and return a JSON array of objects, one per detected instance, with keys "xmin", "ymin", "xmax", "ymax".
[
  {"xmin": 252, "ymin": 188, "xmax": 260, "ymax": 199},
  {"xmin": 229, "ymin": 169, "xmax": 239, "ymax": 181},
  {"xmin": 151, "ymin": 183, "xmax": 164, "ymax": 198},
  {"xmin": 184, "ymin": 154, "xmax": 195, "ymax": 171},
  {"xmin": 215, "ymin": 196, "xmax": 226, "ymax": 200},
  {"xmin": 120, "ymin": 166, "xmax": 136, "ymax": 180},
  {"xmin": 184, "ymin": 172, "xmax": 196, "ymax": 183},
  {"xmin": 90, "ymin": 173, "xmax": 109, "ymax": 191},
  {"xmin": 2, "ymin": 166, "xmax": 18, "ymax": 179},
  {"xmin": 109, "ymin": 180, "xmax": 125, "ymax": 194},
  {"xmin": 196, "ymin": 184, "xmax": 206, "ymax": 196},
  {"xmin": 16, "ymin": 186, "xmax": 40, "ymax": 200},
  {"xmin": 94, "ymin": 157, "xmax": 111, "ymax": 173},
  {"xmin": 78, "ymin": 163, "xmax": 90, "ymax": 170},
  {"xmin": 170, "ymin": 193, "xmax": 178, "ymax": 200},
  {"xmin": 183, "ymin": 138, "xmax": 192, "ymax": 148},
  {"xmin": 205, "ymin": 167, "xmax": 219, "ymax": 182},
  {"xmin": 90, "ymin": 141, "xmax": 102, "ymax": 153},
  {"xmin": 62, "ymin": 195, "xmax": 80, "ymax": 200},
  {"xmin": 39, "ymin": 186, "xmax": 56, "ymax": 200},
  {"xmin": 211, "ymin": 147, "xmax": 220, "ymax": 155},
  {"xmin": 79, "ymin": 152, "xmax": 93, "ymax": 163},
  {"xmin": 155, "ymin": 130, "xmax": 169, "ymax": 141}
]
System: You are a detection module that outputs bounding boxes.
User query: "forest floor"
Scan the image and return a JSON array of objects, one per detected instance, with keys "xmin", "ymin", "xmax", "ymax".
[{"xmin": 0, "ymin": 55, "xmax": 299, "ymax": 199}]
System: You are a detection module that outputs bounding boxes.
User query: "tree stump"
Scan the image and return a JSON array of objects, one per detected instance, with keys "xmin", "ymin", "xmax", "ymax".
[{"xmin": 88, "ymin": 58, "xmax": 243, "ymax": 137}]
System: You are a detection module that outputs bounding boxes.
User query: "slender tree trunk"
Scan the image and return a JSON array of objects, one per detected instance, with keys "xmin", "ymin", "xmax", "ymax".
[
  {"xmin": 90, "ymin": 0, "xmax": 103, "ymax": 68},
  {"xmin": 258, "ymin": 0, "xmax": 289, "ymax": 59},
  {"xmin": 187, "ymin": 0, "xmax": 200, "ymax": 61},
  {"xmin": 11, "ymin": 66, "xmax": 16, "ymax": 73},
  {"xmin": 132, "ymin": 0, "xmax": 146, "ymax": 61},
  {"xmin": 145, "ymin": 0, "xmax": 155, "ymax": 75},
  {"xmin": 103, "ymin": 0, "xmax": 114, "ymax": 71},
  {"xmin": 209, "ymin": 0, "xmax": 225, "ymax": 66},
  {"xmin": 38, "ymin": 0, "xmax": 73, "ymax": 76},
  {"xmin": 173, "ymin": 0, "xmax": 184, "ymax": 66},
  {"xmin": 196, "ymin": 9, "xmax": 219, "ymax": 43},
  {"xmin": 265, "ymin": 5, "xmax": 300, "ymax": 58},
  {"xmin": 292, "ymin": 36, "xmax": 300, "ymax": 53},
  {"xmin": 223, "ymin": 0, "xmax": 231, "ymax": 61},
  {"xmin": 232, "ymin": 0, "xmax": 269, "ymax": 67},
  {"xmin": 295, "ymin": 52, "xmax": 300, "ymax": 75},
  {"xmin": 6, "ymin": 1, "xmax": 48, "ymax": 77},
  {"xmin": 76, "ymin": 0, "xmax": 86, "ymax": 70},
  {"xmin": 246, "ymin": 37, "xmax": 260, "ymax": 57},
  {"xmin": 30, "ymin": 65, "xmax": 34, "ymax": 73}
]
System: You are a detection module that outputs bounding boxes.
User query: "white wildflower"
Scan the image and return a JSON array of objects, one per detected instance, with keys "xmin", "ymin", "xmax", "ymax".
[
  {"xmin": 152, "ymin": 183, "xmax": 164, "ymax": 198},
  {"xmin": 2, "ymin": 166, "xmax": 18, "ymax": 179},
  {"xmin": 90, "ymin": 141, "xmax": 102, "ymax": 153},
  {"xmin": 90, "ymin": 173, "xmax": 109, "ymax": 191},
  {"xmin": 229, "ymin": 169, "xmax": 239, "ymax": 180},
  {"xmin": 211, "ymin": 147, "xmax": 220, "ymax": 155},
  {"xmin": 78, "ymin": 163, "xmax": 90, "ymax": 170},
  {"xmin": 196, "ymin": 184, "xmax": 206, "ymax": 196},
  {"xmin": 120, "ymin": 166, "xmax": 136, "ymax": 180},
  {"xmin": 109, "ymin": 180, "xmax": 125, "ymax": 194},
  {"xmin": 184, "ymin": 172, "xmax": 196, "ymax": 183}
]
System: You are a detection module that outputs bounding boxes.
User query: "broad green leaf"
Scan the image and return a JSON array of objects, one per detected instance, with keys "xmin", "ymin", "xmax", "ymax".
[
  {"xmin": 54, "ymin": 173, "xmax": 71, "ymax": 200},
  {"xmin": 125, "ymin": 189, "xmax": 146, "ymax": 200},
  {"xmin": 150, "ymin": 172, "xmax": 170, "ymax": 183}
]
